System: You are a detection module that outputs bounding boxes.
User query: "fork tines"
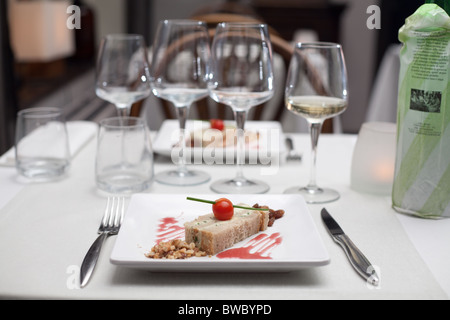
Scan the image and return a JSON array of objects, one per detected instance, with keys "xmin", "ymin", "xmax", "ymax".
[{"xmin": 101, "ymin": 196, "xmax": 125, "ymax": 232}]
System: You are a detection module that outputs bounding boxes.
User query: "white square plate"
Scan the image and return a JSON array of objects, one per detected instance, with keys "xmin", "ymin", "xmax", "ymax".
[
  {"xmin": 152, "ymin": 120, "xmax": 286, "ymax": 162},
  {"xmin": 110, "ymin": 194, "xmax": 330, "ymax": 272}
]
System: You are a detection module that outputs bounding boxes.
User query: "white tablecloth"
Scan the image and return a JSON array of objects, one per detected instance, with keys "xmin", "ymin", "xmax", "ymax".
[{"xmin": 0, "ymin": 130, "xmax": 448, "ymax": 300}]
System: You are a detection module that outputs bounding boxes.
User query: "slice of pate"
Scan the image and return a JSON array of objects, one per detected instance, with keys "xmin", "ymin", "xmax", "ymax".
[{"xmin": 184, "ymin": 204, "xmax": 269, "ymax": 255}]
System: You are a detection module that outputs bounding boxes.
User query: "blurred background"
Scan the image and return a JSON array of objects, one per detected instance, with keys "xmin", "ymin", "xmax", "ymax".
[{"xmin": 0, "ymin": 0, "xmax": 423, "ymax": 154}]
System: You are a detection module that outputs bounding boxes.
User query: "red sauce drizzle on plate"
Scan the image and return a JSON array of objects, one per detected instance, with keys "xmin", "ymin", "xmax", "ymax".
[
  {"xmin": 156, "ymin": 216, "xmax": 184, "ymax": 244},
  {"xmin": 217, "ymin": 233, "xmax": 282, "ymax": 260}
]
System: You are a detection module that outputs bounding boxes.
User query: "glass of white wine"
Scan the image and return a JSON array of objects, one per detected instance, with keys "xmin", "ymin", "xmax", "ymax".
[{"xmin": 284, "ymin": 42, "xmax": 348, "ymax": 203}]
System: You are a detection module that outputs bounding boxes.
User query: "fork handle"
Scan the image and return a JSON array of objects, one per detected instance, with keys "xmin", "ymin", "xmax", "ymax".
[{"xmin": 80, "ymin": 232, "xmax": 109, "ymax": 288}]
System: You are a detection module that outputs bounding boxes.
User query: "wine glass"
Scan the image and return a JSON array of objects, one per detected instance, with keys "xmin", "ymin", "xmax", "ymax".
[
  {"xmin": 96, "ymin": 34, "xmax": 151, "ymax": 118},
  {"xmin": 208, "ymin": 23, "xmax": 274, "ymax": 194},
  {"xmin": 150, "ymin": 20, "xmax": 211, "ymax": 186},
  {"xmin": 284, "ymin": 42, "xmax": 348, "ymax": 203}
]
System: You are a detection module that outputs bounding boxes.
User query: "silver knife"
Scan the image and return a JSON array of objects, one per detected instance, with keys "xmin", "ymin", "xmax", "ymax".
[{"xmin": 321, "ymin": 208, "xmax": 379, "ymax": 286}]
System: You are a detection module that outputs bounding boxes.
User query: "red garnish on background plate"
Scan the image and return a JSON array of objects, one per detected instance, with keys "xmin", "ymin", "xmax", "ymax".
[{"xmin": 210, "ymin": 119, "xmax": 224, "ymax": 131}]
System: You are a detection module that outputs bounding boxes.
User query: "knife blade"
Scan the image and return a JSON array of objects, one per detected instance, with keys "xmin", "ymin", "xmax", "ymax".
[{"xmin": 321, "ymin": 208, "xmax": 379, "ymax": 286}]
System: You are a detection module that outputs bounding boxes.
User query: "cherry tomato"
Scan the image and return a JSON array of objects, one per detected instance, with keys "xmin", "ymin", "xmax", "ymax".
[
  {"xmin": 210, "ymin": 119, "xmax": 225, "ymax": 131},
  {"xmin": 212, "ymin": 198, "xmax": 234, "ymax": 221}
]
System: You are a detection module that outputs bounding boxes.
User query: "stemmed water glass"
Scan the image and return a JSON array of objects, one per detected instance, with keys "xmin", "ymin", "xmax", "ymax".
[
  {"xmin": 208, "ymin": 23, "xmax": 274, "ymax": 194},
  {"xmin": 96, "ymin": 34, "xmax": 151, "ymax": 118},
  {"xmin": 284, "ymin": 42, "xmax": 348, "ymax": 203},
  {"xmin": 150, "ymin": 20, "xmax": 211, "ymax": 186}
]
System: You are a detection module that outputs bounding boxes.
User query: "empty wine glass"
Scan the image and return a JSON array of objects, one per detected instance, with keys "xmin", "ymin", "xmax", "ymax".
[
  {"xmin": 150, "ymin": 20, "xmax": 211, "ymax": 186},
  {"xmin": 96, "ymin": 34, "xmax": 151, "ymax": 118},
  {"xmin": 284, "ymin": 42, "xmax": 348, "ymax": 203},
  {"xmin": 208, "ymin": 22, "xmax": 274, "ymax": 194}
]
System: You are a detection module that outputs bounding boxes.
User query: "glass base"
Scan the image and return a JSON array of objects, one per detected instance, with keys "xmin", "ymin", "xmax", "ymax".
[
  {"xmin": 210, "ymin": 177, "xmax": 269, "ymax": 194},
  {"xmin": 17, "ymin": 158, "xmax": 69, "ymax": 182},
  {"xmin": 155, "ymin": 169, "xmax": 210, "ymax": 186},
  {"xmin": 284, "ymin": 186, "xmax": 340, "ymax": 204},
  {"xmin": 96, "ymin": 171, "xmax": 152, "ymax": 194}
]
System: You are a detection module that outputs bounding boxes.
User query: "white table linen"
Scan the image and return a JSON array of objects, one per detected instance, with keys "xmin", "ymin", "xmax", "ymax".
[{"xmin": 0, "ymin": 130, "xmax": 448, "ymax": 300}]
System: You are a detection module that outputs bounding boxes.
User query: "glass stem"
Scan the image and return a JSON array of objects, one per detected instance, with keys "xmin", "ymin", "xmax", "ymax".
[
  {"xmin": 116, "ymin": 105, "xmax": 131, "ymax": 167},
  {"xmin": 116, "ymin": 105, "xmax": 131, "ymax": 119},
  {"xmin": 175, "ymin": 105, "xmax": 190, "ymax": 175},
  {"xmin": 234, "ymin": 109, "xmax": 247, "ymax": 182},
  {"xmin": 307, "ymin": 121, "xmax": 323, "ymax": 191}
]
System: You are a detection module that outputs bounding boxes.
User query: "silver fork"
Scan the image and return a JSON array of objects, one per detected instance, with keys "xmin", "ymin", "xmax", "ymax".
[
  {"xmin": 80, "ymin": 196, "xmax": 125, "ymax": 288},
  {"xmin": 285, "ymin": 137, "xmax": 302, "ymax": 161}
]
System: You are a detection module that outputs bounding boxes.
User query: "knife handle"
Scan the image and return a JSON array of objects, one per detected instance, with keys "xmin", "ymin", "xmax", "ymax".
[{"xmin": 334, "ymin": 234, "xmax": 379, "ymax": 286}]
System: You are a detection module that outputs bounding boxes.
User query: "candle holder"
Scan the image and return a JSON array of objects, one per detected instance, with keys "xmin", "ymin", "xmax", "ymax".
[{"xmin": 351, "ymin": 122, "xmax": 397, "ymax": 195}]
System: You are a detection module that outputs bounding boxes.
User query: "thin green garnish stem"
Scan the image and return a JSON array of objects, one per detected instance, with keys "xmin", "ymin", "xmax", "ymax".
[
  {"xmin": 232, "ymin": 204, "xmax": 269, "ymax": 211},
  {"xmin": 186, "ymin": 197, "xmax": 269, "ymax": 211},
  {"xmin": 186, "ymin": 197, "xmax": 216, "ymax": 205}
]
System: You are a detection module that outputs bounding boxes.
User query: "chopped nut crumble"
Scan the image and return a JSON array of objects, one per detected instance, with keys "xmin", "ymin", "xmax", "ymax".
[{"xmin": 145, "ymin": 239, "xmax": 207, "ymax": 259}]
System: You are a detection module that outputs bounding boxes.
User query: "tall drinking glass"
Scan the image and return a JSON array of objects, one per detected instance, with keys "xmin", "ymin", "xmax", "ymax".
[
  {"xmin": 150, "ymin": 20, "xmax": 211, "ymax": 186},
  {"xmin": 284, "ymin": 42, "xmax": 348, "ymax": 203},
  {"xmin": 208, "ymin": 23, "xmax": 274, "ymax": 194},
  {"xmin": 96, "ymin": 34, "xmax": 151, "ymax": 118}
]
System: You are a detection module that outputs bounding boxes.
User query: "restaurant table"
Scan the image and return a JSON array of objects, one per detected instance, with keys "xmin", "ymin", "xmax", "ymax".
[{"xmin": 0, "ymin": 124, "xmax": 448, "ymax": 300}]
